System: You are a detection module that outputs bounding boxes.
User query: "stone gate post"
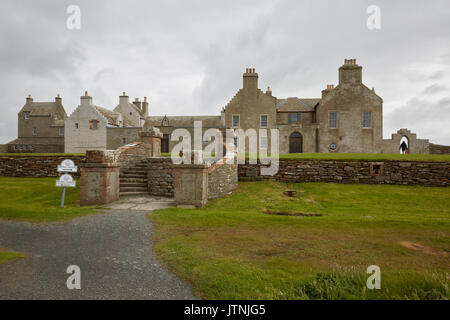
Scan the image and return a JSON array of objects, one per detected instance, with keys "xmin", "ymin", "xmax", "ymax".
[{"xmin": 80, "ymin": 150, "xmax": 121, "ymax": 205}]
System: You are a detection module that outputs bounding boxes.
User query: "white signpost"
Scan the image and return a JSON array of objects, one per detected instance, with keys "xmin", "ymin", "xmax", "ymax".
[{"xmin": 57, "ymin": 160, "xmax": 77, "ymax": 208}]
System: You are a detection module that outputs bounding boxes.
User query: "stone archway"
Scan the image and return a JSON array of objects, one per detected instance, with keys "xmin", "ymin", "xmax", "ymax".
[
  {"xmin": 400, "ymin": 135, "xmax": 409, "ymax": 154},
  {"xmin": 289, "ymin": 131, "xmax": 303, "ymax": 153}
]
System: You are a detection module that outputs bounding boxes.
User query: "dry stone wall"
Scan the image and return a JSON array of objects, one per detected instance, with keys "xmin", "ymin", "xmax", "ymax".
[
  {"xmin": 0, "ymin": 155, "xmax": 85, "ymax": 177},
  {"xmin": 239, "ymin": 160, "xmax": 449, "ymax": 187}
]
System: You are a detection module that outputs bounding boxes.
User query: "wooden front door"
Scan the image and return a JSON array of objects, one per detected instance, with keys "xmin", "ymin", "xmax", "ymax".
[{"xmin": 289, "ymin": 132, "xmax": 303, "ymax": 153}]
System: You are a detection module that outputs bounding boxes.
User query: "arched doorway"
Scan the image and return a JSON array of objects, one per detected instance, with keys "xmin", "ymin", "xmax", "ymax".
[
  {"xmin": 289, "ymin": 131, "xmax": 303, "ymax": 153},
  {"xmin": 399, "ymin": 136, "xmax": 409, "ymax": 154}
]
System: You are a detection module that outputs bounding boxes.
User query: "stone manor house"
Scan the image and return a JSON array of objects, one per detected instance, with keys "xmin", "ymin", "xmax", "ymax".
[{"xmin": 5, "ymin": 59, "xmax": 448, "ymax": 154}]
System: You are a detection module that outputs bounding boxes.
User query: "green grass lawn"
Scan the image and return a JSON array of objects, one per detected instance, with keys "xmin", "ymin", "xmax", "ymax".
[
  {"xmin": 0, "ymin": 246, "xmax": 25, "ymax": 264},
  {"xmin": 0, "ymin": 177, "xmax": 100, "ymax": 222},
  {"xmin": 150, "ymin": 181, "xmax": 450, "ymax": 300}
]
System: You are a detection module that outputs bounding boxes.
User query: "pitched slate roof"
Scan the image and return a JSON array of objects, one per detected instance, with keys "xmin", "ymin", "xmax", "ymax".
[
  {"xmin": 19, "ymin": 101, "xmax": 67, "ymax": 120},
  {"xmin": 94, "ymin": 106, "xmax": 123, "ymax": 126},
  {"xmin": 145, "ymin": 115, "xmax": 221, "ymax": 128},
  {"xmin": 276, "ymin": 97, "xmax": 321, "ymax": 112}
]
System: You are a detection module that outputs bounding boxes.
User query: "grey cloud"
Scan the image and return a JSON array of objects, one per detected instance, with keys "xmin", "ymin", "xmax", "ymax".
[
  {"xmin": 422, "ymin": 84, "xmax": 449, "ymax": 95},
  {"xmin": 1, "ymin": 0, "xmax": 450, "ymax": 145}
]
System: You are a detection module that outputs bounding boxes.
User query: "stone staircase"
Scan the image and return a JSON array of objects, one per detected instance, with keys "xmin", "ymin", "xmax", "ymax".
[{"xmin": 119, "ymin": 160, "xmax": 148, "ymax": 197}]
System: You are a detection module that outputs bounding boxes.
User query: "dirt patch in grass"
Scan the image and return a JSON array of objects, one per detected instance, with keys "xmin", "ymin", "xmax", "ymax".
[
  {"xmin": 400, "ymin": 241, "xmax": 449, "ymax": 257},
  {"xmin": 262, "ymin": 208, "xmax": 322, "ymax": 217}
]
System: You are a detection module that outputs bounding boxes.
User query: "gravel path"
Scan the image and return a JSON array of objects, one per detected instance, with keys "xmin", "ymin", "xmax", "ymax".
[{"xmin": 0, "ymin": 209, "xmax": 195, "ymax": 299}]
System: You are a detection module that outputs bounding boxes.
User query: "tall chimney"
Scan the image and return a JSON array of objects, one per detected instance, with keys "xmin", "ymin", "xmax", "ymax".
[
  {"xmin": 80, "ymin": 91, "xmax": 93, "ymax": 106},
  {"xmin": 26, "ymin": 94, "xmax": 33, "ymax": 105},
  {"xmin": 55, "ymin": 93, "xmax": 62, "ymax": 104},
  {"xmin": 339, "ymin": 58, "xmax": 362, "ymax": 85},
  {"xmin": 119, "ymin": 91, "xmax": 129, "ymax": 105},
  {"xmin": 142, "ymin": 96, "xmax": 149, "ymax": 117},
  {"xmin": 133, "ymin": 97, "xmax": 142, "ymax": 111},
  {"xmin": 243, "ymin": 67, "xmax": 258, "ymax": 93}
]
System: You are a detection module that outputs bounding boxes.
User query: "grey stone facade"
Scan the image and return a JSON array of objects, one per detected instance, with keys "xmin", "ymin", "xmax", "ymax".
[{"xmin": 7, "ymin": 94, "xmax": 66, "ymax": 153}]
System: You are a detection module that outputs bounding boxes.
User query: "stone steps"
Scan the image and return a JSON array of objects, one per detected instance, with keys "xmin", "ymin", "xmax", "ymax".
[
  {"xmin": 120, "ymin": 182, "xmax": 147, "ymax": 187},
  {"xmin": 120, "ymin": 178, "xmax": 147, "ymax": 184},
  {"xmin": 120, "ymin": 186, "xmax": 148, "ymax": 192},
  {"xmin": 119, "ymin": 191, "xmax": 149, "ymax": 197},
  {"xmin": 119, "ymin": 160, "xmax": 149, "ymax": 196}
]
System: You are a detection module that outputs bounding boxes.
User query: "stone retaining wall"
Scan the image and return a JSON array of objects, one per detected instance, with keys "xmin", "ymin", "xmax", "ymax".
[
  {"xmin": 238, "ymin": 160, "xmax": 449, "ymax": 187},
  {"xmin": 147, "ymin": 157, "xmax": 174, "ymax": 196},
  {"xmin": 0, "ymin": 155, "xmax": 85, "ymax": 177}
]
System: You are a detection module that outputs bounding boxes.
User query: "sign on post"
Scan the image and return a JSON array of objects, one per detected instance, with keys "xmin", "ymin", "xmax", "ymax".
[
  {"xmin": 56, "ymin": 160, "xmax": 78, "ymax": 208},
  {"xmin": 56, "ymin": 173, "xmax": 76, "ymax": 187},
  {"xmin": 58, "ymin": 159, "xmax": 78, "ymax": 173}
]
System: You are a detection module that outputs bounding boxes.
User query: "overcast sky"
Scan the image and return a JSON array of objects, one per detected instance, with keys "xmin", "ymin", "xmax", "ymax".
[{"xmin": 0, "ymin": 0, "xmax": 449, "ymax": 144}]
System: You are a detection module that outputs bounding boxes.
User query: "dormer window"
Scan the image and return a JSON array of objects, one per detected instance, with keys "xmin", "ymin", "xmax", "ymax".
[{"xmin": 24, "ymin": 111, "xmax": 30, "ymax": 119}]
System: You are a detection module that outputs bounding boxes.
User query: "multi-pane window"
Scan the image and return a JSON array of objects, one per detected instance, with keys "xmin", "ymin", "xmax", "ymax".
[
  {"xmin": 288, "ymin": 112, "xmax": 302, "ymax": 124},
  {"xmin": 329, "ymin": 112, "xmax": 338, "ymax": 128},
  {"xmin": 363, "ymin": 111, "xmax": 372, "ymax": 128},
  {"xmin": 33, "ymin": 127, "xmax": 37, "ymax": 136},
  {"xmin": 260, "ymin": 136, "xmax": 267, "ymax": 149},
  {"xmin": 260, "ymin": 115, "xmax": 268, "ymax": 128},
  {"xmin": 232, "ymin": 115, "xmax": 240, "ymax": 128},
  {"xmin": 59, "ymin": 128, "xmax": 64, "ymax": 136}
]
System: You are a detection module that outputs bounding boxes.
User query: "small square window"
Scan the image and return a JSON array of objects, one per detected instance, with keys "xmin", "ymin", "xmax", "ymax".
[
  {"xmin": 75, "ymin": 123, "xmax": 79, "ymax": 129},
  {"xmin": 260, "ymin": 115, "xmax": 268, "ymax": 128},
  {"xmin": 24, "ymin": 112, "xmax": 30, "ymax": 119},
  {"xmin": 232, "ymin": 115, "xmax": 240, "ymax": 128},
  {"xmin": 122, "ymin": 137, "xmax": 127, "ymax": 144},
  {"xmin": 90, "ymin": 120, "xmax": 99, "ymax": 130}
]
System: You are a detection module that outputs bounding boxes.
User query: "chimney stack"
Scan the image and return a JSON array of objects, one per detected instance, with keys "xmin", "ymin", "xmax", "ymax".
[
  {"xmin": 119, "ymin": 91, "xmax": 129, "ymax": 105},
  {"xmin": 55, "ymin": 93, "xmax": 62, "ymax": 104},
  {"xmin": 266, "ymin": 86, "xmax": 272, "ymax": 96},
  {"xmin": 26, "ymin": 94, "xmax": 33, "ymax": 105},
  {"xmin": 243, "ymin": 67, "xmax": 258, "ymax": 93},
  {"xmin": 142, "ymin": 96, "xmax": 149, "ymax": 117},
  {"xmin": 133, "ymin": 97, "xmax": 142, "ymax": 111},
  {"xmin": 80, "ymin": 91, "xmax": 93, "ymax": 106},
  {"xmin": 339, "ymin": 58, "xmax": 362, "ymax": 85}
]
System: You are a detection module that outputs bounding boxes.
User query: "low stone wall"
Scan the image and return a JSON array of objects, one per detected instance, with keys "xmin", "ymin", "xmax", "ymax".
[
  {"xmin": 430, "ymin": 143, "xmax": 450, "ymax": 155},
  {"xmin": 238, "ymin": 160, "xmax": 449, "ymax": 187},
  {"xmin": 208, "ymin": 162, "xmax": 238, "ymax": 199},
  {"xmin": 147, "ymin": 157, "xmax": 174, "ymax": 197},
  {"xmin": 0, "ymin": 155, "xmax": 85, "ymax": 177}
]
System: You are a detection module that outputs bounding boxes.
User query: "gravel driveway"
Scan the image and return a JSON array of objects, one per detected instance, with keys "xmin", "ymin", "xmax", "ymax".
[{"xmin": 0, "ymin": 209, "xmax": 195, "ymax": 299}]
